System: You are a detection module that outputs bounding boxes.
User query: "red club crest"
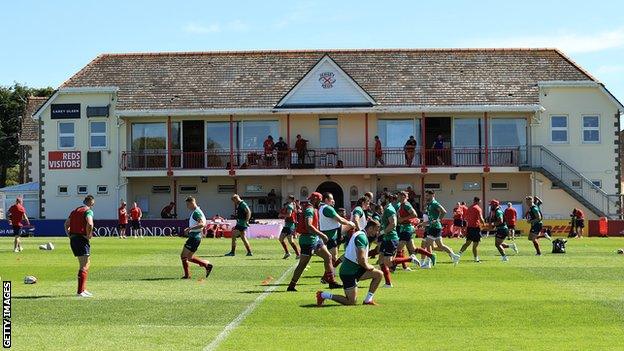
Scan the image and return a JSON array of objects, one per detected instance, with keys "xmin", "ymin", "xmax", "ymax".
[{"xmin": 319, "ymin": 72, "xmax": 336, "ymax": 89}]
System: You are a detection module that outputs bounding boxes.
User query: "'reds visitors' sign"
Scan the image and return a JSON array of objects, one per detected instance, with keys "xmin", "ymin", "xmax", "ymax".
[{"xmin": 48, "ymin": 151, "xmax": 81, "ymax": 169}]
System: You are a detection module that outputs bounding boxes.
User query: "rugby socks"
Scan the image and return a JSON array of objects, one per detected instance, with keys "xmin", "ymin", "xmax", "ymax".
[
  {"xmin": 533, "ymin": 240, "xmax": 541, "ymax": 255},
  {"xmin": 392, "ymin": 256, "xmax": 412, "ymax": 265},
  {"xmin": 320, "ymin": 291, "xmax": 333, "ymax": 299},
  {"xmin": 381, "ymin": 264, "xmax": 392, "ymax": 285},
  {"xmin": 189, "ymin": 256, "xmax": 208, "ymax": 268},
  {"xmin": 396, "ymin": 250, "xmax": 408, "ymax": 269},
  {"xmin": 77, "ymin": 268, "xmax": 88, "ymax": 294},
  {"xmin": 280, "ymin": 241, "xmax": 289, "ymax": 254},
  {"xmin": 501, "ymin": 243, "xmax": 510, "ymax": 249},
  {"xmin": 333, "ymin": 257, "xmax": 343, "ymax": 268},
  {"xmin": 414, "ymin": 247, "xmax": 433, "ymax": 258},
  {"xmin": 323, "ymin": 270, "xmax": 337, "ymax": 284},
  {"xmin": 364, "ymin": 292, "xmax": 374, "ymax": 303},
  {"xmin": 181, "ymin": 257, "xmax": 190, "ymax": 277}
]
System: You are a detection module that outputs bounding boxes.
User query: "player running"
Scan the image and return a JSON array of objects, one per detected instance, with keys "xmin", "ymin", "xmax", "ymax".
[
  {"xmin": 316, "ymin": 219, "xmax": 383, "ymax": 306},
  {"xmin": 489, "ymin": 200, "xmax": 517, "ymax": 262},
  {"xmin": 319, "ymin": 192, "xmax": 355, "ymax": 266},
  {"xmin": 225, "ymin": 194, "xmax": 253, "ymax": 257},
  {"xmin": 451, "ymin": 202, "xmax": 464, "ymax": 238},
  {"xmin": 396, "ymin": 191, "xmax": 436, "ymax": 270},
  {"xmin": 504, "ymin": 202, "xmax": 517, "ymax": 240},
  {"xmin": 278, "ymin": 195, "xmax": 300, "ymax": 259},
  {"xmin": 180, "ymin": 196, "xmax": 213, "ymax": 279},
  {"xmin": 287, "ymin": 192, "xmax": 342, "ymax": 291},
  {"xmin": 117, "ymin": 200, "xmax": 128, "ymax": 239},
  {"xmin": 421, "ymin": 190, "xmax": 460, "ymax": 267},
  {"xmin": 7, "ymin": 197, "xmax": 30, "ymax": 252},
  {"xmin": 525, "ymin": 196, "xmax": 551, "ymax": 256},
  {"xmin": 64, "ymin": 195, "xmax": 96, "ymax": 298},
  {"xmin": 458, "ymin": 197, "xmax": 486, "ymax": 262}
]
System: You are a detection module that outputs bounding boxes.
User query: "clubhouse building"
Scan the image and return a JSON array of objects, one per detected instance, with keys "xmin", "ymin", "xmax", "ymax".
[{"xmin": 31, "ymin": 49, "xmax": 623, "ymax": 220}]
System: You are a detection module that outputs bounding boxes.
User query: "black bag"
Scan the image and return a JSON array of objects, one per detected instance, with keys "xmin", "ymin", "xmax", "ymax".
[{"xmin": 552, "ymin": 238, "xmax": 567, "ymax": 254}]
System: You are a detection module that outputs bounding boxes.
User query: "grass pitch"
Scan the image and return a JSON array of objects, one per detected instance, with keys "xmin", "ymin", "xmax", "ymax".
[{"xmin": 1, "ymin": 236, "xmax": 623, "ymax": 350}]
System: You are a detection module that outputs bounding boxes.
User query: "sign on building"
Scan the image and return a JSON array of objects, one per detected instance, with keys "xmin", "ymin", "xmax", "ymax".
[
  {"xmin": 48, "ymin": 151, "xmax": 81, "ymax": 169},
  {"xmin": 51, "ymin": 104, "xmax": 81, "ymax": 119}
]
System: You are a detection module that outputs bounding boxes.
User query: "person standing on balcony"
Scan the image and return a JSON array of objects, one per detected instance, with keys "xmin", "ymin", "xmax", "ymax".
[
  {"xmin": 129, "ymin": 202, "xmax": 143, "ymax": 238},
  {"xmin": 504, "ymin": 202, "xmax": 518, "ymax": 240},
  {"xmin": 374, "ymin": 135, "xmax": 385, "ymax": 166},
  {"xmin": 432, "ymin": 134, "xmax": 445, "ymax": 165},
  {"xmin": 274, "ymin": 137, "xmax": 288, "ymax": 167},
  {"xmin": 403, "ymin": 135, "xmax": 417, "ymax": 166},
  {"xmin": 263, "ymin": 135, "xmax": 275, "ymax": 167},
  {"xmin": 226, "ymin": 194, "xmax": 254, "ymax": 257},
  {"xmin": 295, "ymin": 134, "xmax": 308, "ymax": 165}
]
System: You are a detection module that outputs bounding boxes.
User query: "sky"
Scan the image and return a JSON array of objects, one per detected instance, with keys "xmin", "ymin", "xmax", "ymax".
[{"xmin": 1, "ymin": 0, "xmax": 623, "ymax": 103}]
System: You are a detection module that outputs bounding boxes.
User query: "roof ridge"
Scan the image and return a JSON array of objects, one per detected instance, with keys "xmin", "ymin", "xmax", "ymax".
[
  {"xmin": 59, "ymin": 54, "xmax": 107, "ymax": 88},
  {"xmin": 552, "ymin": 49, "xmax": 599, "ymax": 82}
]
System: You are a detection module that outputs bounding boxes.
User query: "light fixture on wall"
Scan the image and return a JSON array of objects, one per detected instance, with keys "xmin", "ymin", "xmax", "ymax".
[{"xmin": 200, "ymin": 176, "xmax": 208, "ymax": 183}]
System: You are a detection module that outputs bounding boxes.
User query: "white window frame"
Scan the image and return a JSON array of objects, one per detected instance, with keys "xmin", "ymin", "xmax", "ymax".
[
  {"xmin": 89, "ymin": 120, "xmax": 108, "ymax": 149},
  {"xmin": 319, "ymin": 117, "xmax": 339, "ymax": 149},
  {"xmin": 571, "ymin": 179, "xmax": 582, "ymax": 189},
  {"xmin": 58, "ymin": 121, "xmax": 76, "ymax": 149},
  {"xmin": 550, "ymin": 115, "xmax": 568, "ymax": 144},
  {"xmin": 581, "ymin": 115, "xmax": 600, "ymax": 144},
  {"xmin": 97, "ymin": 185, "xmax": 109, "ymax": 195}
]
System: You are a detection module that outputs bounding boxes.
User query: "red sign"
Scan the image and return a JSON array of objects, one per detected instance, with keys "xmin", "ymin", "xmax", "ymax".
[{"xmin": 48, "ymin": 151, "xmax": 81, "ymax": 169}]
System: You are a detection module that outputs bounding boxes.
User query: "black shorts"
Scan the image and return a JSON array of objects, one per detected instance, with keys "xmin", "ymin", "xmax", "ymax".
[
  {"xmin": 495, "ymin": 228, "xmax": 509, "ymax": 240},
  {"xmin": 453, "ymin": 219, "xmax": 463, "ymax": 227},
  {"xmin": 300, "ymin": 240, "xmax": 324, "ymax": 256},
  {"xmin": 340, "ymin": 267, "xmax": 367, "ymax": 290},
  {"xmin": 380, "ymin": 239, "xmax": 399, "ymax": 257},
  {"xmin": 576, "ymin": 219, "xmax": 585, "ymax": 228},
  {"xmin": 118, "ymin": 224, "xmax": 127, "ymax": 230},
  {"xmin": 466, "ymin": 227, "xmax": 481, "ymax": 242},
  {"xmin": 281, "ymin": 226, "xmax": 294, "ymax": 236},
  {"xmin": 184, "ymin": 235, "xmax": 202, "ymax": 252},
  {"xmin": 426, "ymin": 227, "xmax": 442, "ymax": 239},
  {"xmin": 233, "ymin": 224, "xmax": 248, "ymax": 232},
  {"xmin": 12, "ymin": 226, "xmax": 22, "ymax": 237},
  {"xmin": 131, "ymin": 220, "xmax": 141, "ymax": 230},
  {"xmin": 507, "ymin": 224, "xmax": 516, "ymax": 230},
  {"xmin": 462, "ymin": 220, "xmax": 467, "ymax": 228},
  {"xmin": 530, "ymin": 223, "xmax": 543, "ymax": 235},
  {"xmin": 70, "ymin": 234, "xmax": 90, "ymax": 257},
  {"xmin": 326, "ymin": 238, "xmax": 338, "ymax": 250},
  {"xmin": 398, "ymin": 230, "xmax": 414, "ymax": 242}
]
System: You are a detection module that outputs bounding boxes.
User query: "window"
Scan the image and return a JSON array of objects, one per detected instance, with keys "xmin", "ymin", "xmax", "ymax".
[
  {"xmin": 591, "ymin": 179, "xmax": 602, "ymax": 188},
  {"xmin": 179, "ymin": 185, "xmax": 198, "ymax": 194},
  {"xmin": 463, "ymin": 182, "xmax": 481, "ymax": 191},
  {"xmin": 571, "ymin": 180, "xmax": 582, "ymax": 189},
  {"xmin": 245, "ymin": 184, "xmax": 264, "ymax": 193},
  {"xmin": 319, "ymin": 118, "xmax": 338, "ymax": 148},
  {"xmin": 453, "ymin": 118, "xmax": 484, "ymax": 147},
  {"xmin": 582, "ymin": 115, "xmax": 600, "ymax": 143},
  {"xmin": 491, "ymin": 182, "xmax": 508, "ymax": 190},
  {"xmin": 377, "ymin": 119, "xmax": 421, "ymax": 147},
  {"xmin": 206, "ymin": 122, "xmax": 234, "ymax": 151},
  {"xmin": 550, "ymin": 116, "xmax": 568, "ymax": 143},
  {"xmin": 151, "ymin": 185, "xmax": 171, "ymax": 194},
  {"xmin": 97, "ymin": 185, "xmax": 108, "ymax": 195},
  {"xmin": 58, "ymin": 185, "xmax": 69, "ymax": 196},
  {"xmin": 424, "ymin": 183, "xmax": 441, "ymax": 190},
  {"xmin": 77, "ymin": 185, "xmax": 88, "ymax": 194},
  {"xmin": 90, "ymin": 121, "xmax": 107, "ymax": 149},
  {"xmin": 218, "ymin": 184, "xmax": 236, "ymax": 193},
  {"xmin": 58, "ymin": 122, "xmax": 75, "ymax": 149},
  {"xmin": 490, "ymin": 118, "xmax": 527, "ymax": 147},
  {"xmin": 132, "ymin": 123, "xmax": 166, "ymax": 151}
]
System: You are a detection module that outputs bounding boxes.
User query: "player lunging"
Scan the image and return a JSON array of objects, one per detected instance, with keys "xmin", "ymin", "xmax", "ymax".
[
  {"xmin": 64, "ymin": 195, "xmax": 96, "ymax": 298},
  {"xmin": 180, "ymin": 196, "xmax": 213, "ymax": 279}
]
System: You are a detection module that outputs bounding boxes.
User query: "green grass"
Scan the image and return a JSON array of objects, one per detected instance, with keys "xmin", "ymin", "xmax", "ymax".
[{"xmin": 1, "ymin": 236, "xmax": 623, "ymax": 350}]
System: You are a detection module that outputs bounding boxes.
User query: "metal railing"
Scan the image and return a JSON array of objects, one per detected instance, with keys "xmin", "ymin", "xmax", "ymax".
[{"xmin": 522, "ymin": 146, "xmax": 621, "ymax": 218}]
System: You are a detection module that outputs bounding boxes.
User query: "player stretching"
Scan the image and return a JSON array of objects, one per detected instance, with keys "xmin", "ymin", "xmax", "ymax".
[
  {"xmin": 489, "ymin": 200, "xmax": 517, "ymax": 262},
  {"xmin": 458, "ymin": 197, "xmax": 485, "ymax": 262},
  {"xmin": 278, "ymin": 195, "xmax": 300, "ymax": 259},
  {"xmin": 421, "ymin": 190, "xmax": 460, "ymax": 267},
  {"xmin": 525, "ymin": 196, "xmax": 550, "ymax": 256},
  {"xmin": 7, "ymin": 197, "xmax": 30, "ymax": 252},
  {"xmin": 319, "ymin": 192, "xmax": 355, "ymax": 267},
  {"xmin": 64, "ymin": 195, "xmax": 95, "ymax": 298},
  {"xmin": 287, "ymin": 192, "xmax": 342, "ymax": 291},
  {"xmin": 316, "ymin": 220, "xmax": 383, "ymax": 306},
  {"xmin": 396, "ymin": 191, "xmax": 436, "ymax": 269},
  {"xmin": 504, "ymin": 202, "xmax": 517, "ymax": 240},
  {"xmin": 225, "ymin": 194, "xmax": 253, "ymax": 257},
  {"xmin": 180, "ymin": 196, "xmax": 213, "ymax": 279}
]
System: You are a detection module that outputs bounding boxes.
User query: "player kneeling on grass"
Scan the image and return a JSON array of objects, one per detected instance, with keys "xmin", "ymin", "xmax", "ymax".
[
  {"xmin": 64, "ymin": 195, "xmax": 95, "ymax": 298},
  {"xmin": 317, "ymin": 220, "xmax": 383, "ymax": 306},
  {"xmin": 180, "ymin": 196, "xmax": 213, "ymax": 279}
]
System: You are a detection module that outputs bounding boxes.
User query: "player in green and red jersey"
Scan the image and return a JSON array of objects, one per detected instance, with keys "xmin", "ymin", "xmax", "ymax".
[
  {"xmin": 278, "ymin": 194, "xmax": 300, "ymax": 259},
  {"xmin": 488, "ymin": 199, "xmax": 517, "ymax": 262},
  {"xmin": 318, "ymin": 192, "xmax": 355, "ymax": 267},
  {"xmin": 225, "ymin": 194, "xmax": 253, "ymax": 257},
  {"xmin": 287, "ymin": 192, "xmax": 342, "ymax": 291},
  {"xmin": 316, "ymin": 219, "xmax": 383, "ymax": 306},
  {"xmin": 180, "ymin": 196, "xmax": 213, "ymax": 279},
  {"xmin": 421, "ymin": 190, "xmax": 460, "ymax": 268},
  {"xmin": 525, "ymin": 196, "xmax": 551, "ymax": 255},
  {"xmin": 396, "ymin": 191, "xmax": 436, "ymax": 270},
  {"xmin": 64, "ymin": 195, "xmax": 96, "ymax": 298}
]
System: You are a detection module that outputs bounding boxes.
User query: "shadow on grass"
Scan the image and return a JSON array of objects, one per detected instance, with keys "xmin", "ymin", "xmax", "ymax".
[
  {"xmin": 13, "ymin": 295, "xmax": 71, "ymax": 299},
  {"xmin": 255, "ymin": 283, "xmax": 310, "ymax": 287},
  {"xmin": 134, "ymin": 277, "xmax": 180, "ymax": 281},
  {"xmin": 239, "ymin": 290, "xmax": 291, "ymax": 294},
  {"xmin": 300, "ymin": 303, "xmax": 341, "ymax": 308}
]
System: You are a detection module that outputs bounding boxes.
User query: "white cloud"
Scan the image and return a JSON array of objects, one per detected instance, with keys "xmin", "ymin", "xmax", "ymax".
[
  {"xmin": 183, "ymin": 20, "xmax": 249, "ymax": 34},
  {"xmin": 466, "ymin": 28, "xmax": 624, "ymax": 54},
  {"xmin": 596, "ymin": 65, "xmax": 624, "ymax": 75}
]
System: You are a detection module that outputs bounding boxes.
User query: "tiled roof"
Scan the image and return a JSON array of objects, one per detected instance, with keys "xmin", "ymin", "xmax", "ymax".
[
  {"xmin": 60, "ymin": 48, "xmax": 596, "ymax": 111},
  {"xmin": 21, "ymin": 97, "xmax": 46, "ymax": 142}
]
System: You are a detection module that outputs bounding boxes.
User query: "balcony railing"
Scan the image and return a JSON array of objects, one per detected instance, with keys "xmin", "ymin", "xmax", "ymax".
[{"xmin": 121, "ymin": 147, "xmax": 522, "ymax": 171}]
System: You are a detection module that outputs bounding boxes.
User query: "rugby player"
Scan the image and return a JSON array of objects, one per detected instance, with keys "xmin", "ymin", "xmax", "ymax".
[
  {"xmin": 319, "ymin": 192, "xmax": 355, "ymax": 266},
  {"xmin": 278, "ymin": 195, "xmax": 300, "ymax": 259},
  {"xmin": 129, "ymin": 202, "xmax": 143, "ymax": 238},
  {"xmin": 451, "ymin": 202, "xmax": 464, "ymax": 238},
  {"xmin": 489, "ymin": 200, "xmax": 517, "ymax": 261},
  {"xmin": 525, "ymin": 196, "xmax": 551, "ymax": 255},
  {"xmin": 117, "ymin": 200, "xmax": 128, "ymax": 239},
  {"xmin": 180, "ymin": 196, "xmax": 213, "ymax": 279},
  {"xmin": 458, "ymin": 197, "xmax": 486, "ymax": 262},
  {"xmin": 7, "ymin": 197, "xmax": 30, "ymax": 252},
  {"xmin": 396, "ymin": 191, "xmax": 436, "ymax": 269},
  {"xmin": 64, "ymin": 195, "xmax": 96, "ymax": 298},
  {"xmin": 421, "ymin": 190, "xmax": 460, "ymax": 267},
  {"xmin": 316, "ymin": 220, "xmax": 383, "ymax": 306},
  {"xmin": 225, "ymin": 194, "xmax": 253, "ymax": 257},
  {"xmin": 287, "ymin": 192, "xmax": 342, "ymax": 291},
  {"xmin": 504, "ymin": 202, "xmax": 518, "ymax": 240}
]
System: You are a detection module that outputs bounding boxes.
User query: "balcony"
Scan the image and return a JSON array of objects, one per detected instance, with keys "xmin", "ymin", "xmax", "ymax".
[{"xmin": 121, "ymin": 147, "xmax": 523, "ymax": 171}]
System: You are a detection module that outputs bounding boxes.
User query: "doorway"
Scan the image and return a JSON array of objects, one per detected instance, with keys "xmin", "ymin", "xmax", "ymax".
[
  {"xmin": 183, "ymin": 121, "xmax": 205, "ymax": 168},
  {"xmin": 316, "ymin": 181, "xmax": 344, "ymax": 209},
  {"xmin": 425, "ymin": 117, "xmax": 451, "ymax": 165}
]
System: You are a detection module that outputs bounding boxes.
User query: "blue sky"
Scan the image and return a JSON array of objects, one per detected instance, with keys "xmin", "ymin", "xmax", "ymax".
[{"xmin": 1, "ymin": 0, "xmax": 623, "ymax": 102}]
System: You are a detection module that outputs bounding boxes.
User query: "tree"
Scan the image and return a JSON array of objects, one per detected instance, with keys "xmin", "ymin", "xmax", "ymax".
[{"xmin": 0, "ymin": 83, "xmax": 54, "ymax": 187}]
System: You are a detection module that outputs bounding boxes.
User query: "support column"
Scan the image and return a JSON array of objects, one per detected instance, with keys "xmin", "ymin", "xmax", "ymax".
[
  {"xmin": 364, "ymin": 113, "xmax": 369, "ymax": 168},
  {"xmin": 172, "ymin": 178, "xmax": 177, "ymax": 217},
  {"xmin": 421, "ymin": 112, "xmax": 427, "ymax": 173},
  {"xmin": 420, "ymin": 175, "xmax": 425, "ymax": 213},
  {"xmin": 287, "ymin": 113, "xmax": 291, "ymax": 167},
  {"xmin": 229, "ymin": 114, "xmax": 235, "ymax": 176},
  {"xmin": 482, "ymin": 174, "xmax": 487, "ymax": 207},
  {"xmin": 484, "ymin": 112, "xmax": 490, "ymax": 173},
  {"xmin": 167, "ymin": 116, "xmax": 173, "ymax": 176}
]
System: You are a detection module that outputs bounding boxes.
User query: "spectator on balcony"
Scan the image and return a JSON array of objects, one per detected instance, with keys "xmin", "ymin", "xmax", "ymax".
[
  {"xmin": 263, "ymin": 135, "xmax": 275, "ymax": 165},
  {"xmin": 295, "ymin": 134, "xmax": 309, "ymax": 164},
  {"xmin": 404, "ymin": 136, "xmax": 417, "ymax": 166},
  {"xmin": 160, "ymin": 202, "xmax": 177, "ymax": 219},
  {"xmin": 274, "ymin": 137, "xmax": 288, "ymax": 166},
  {"xmin": 374, "ymin": 135, "xmax": 385, "ymax": 166},
  {"xmin": 432, "ymin": 134, "xmax": 445, "ymax": 165}
]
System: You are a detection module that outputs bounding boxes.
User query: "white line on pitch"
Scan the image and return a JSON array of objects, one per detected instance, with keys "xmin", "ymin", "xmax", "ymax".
[{"xmin": 203, "ymin": 263, "xmax": 296, "ymax": 351}]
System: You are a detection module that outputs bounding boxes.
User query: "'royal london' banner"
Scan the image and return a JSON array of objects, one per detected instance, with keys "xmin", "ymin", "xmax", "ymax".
[{"xmin": 48, "ymin": 151, "xmax": 81, "ymax": 169}]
